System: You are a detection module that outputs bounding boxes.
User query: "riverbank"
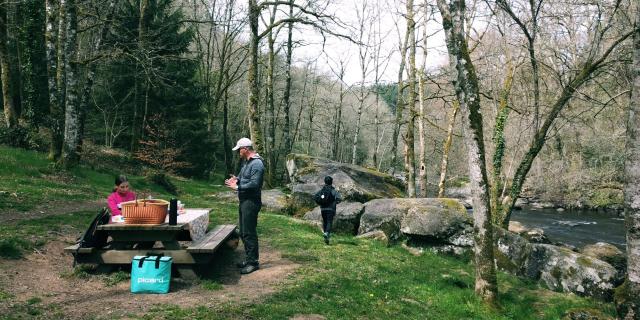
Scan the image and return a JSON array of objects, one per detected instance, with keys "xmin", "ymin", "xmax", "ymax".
[{"xmin": 0, "ymin": 146, "xmax": 620, "ymax": 319}]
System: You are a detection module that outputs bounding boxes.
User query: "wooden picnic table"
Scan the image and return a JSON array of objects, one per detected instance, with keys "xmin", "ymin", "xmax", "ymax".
[{"xmin": 65, "ymin": 208, "xmax": 237, "ymax": 280}]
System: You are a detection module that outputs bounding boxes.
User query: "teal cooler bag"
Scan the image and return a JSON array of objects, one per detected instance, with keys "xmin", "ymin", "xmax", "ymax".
[{"xmin": 131, "ymin": 255, "xmax": 172, "ymax": 294}]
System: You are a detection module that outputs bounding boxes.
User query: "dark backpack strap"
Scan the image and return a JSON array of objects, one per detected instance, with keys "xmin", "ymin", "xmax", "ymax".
[{"xmin": 138, "ymin": 256, "xmax": 147, "ymax": 268}]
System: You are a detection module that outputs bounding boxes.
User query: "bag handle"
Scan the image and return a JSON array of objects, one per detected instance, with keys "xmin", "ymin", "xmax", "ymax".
[
  {"xmin": 137, "ymin": 254, "xmax": 164, "ymax": 269},
  {"xmin": 138, "ymin": 256, "xmax": 147, "ymax": 268}
]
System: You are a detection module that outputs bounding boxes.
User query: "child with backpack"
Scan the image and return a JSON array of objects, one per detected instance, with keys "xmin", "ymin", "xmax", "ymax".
[{"xmin": 313, "ymin": 176, "xmax": 342, "ymax": 244}]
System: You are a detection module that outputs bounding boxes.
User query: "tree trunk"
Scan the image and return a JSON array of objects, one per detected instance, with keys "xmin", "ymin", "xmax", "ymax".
[
  {"xmin": 490, "ymin": 57, "xmax": 514, "ymax": 224},
  {"xmin": 60, "ymin": 0, "xmax": 79, "ymax": 167},
  {"xmin": 266, "ymin": 5, "xmax": 277, "ymax": 185},
  {"xmin": 0, "ymin": 0, "xmax": 16, "ymax": 129},
  {"xmin": 247, "ymin": 0, "xmax": 263, "ymax": 152},
  {"xmin": 223, "ymin": 70, "xmax": 232, "ymax": 175},
  {"xmin": 404, "ymin": 0, "xmax": 417, "ymax": 197},
  {"xmin": 390, "ymin": 14, "xmax": 410, "ymax": 175},
  {"xmin": 45, "ymin": 0, "xmax": 60, "ymax": 159},
  {"xmin": 615, "ymin": 8, "xmax": 640, "ymax": 318},
  {"xmin": 131, "ymin": 0, "xmax": 150, "ymax": 152},
  {"xmin": 417, "ymin": 5, "xmax": 429, "ymax": 197},
  {"xmin": 437, "ymin": 0, "xmax": 497, "ymax": 304},
  {"xmin": 495, "ymin": 0, "xmax": 632, "ymax": 228},
  {"xmin": 332, "ymin": 64, "xmax": 345, "ymax": 161},
  {"xmin": 282, "ymin": 0, "xmax": 294, "ymax": 159},
  {"xmin": 437, "ymin": 101, "xmax": 459, "ymax": 198}
]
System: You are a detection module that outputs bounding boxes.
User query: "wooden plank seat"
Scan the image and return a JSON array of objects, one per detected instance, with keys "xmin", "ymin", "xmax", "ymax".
[
  {"xmin": 64, "ymin": 244, "xmax": 95, "ymax": 254},
  {"xmin": 187, "ymin": 224, "xmax": 236, "ymax": 254}
]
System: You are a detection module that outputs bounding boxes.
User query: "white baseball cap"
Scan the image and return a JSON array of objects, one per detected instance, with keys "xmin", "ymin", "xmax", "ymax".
[{"xmin": 232, "ymin": 137, "xmax": 253, "ymax": 151}]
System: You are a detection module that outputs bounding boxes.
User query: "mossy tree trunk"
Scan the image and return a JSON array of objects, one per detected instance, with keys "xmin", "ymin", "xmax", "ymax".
[
  {"xmin": 616, "ymin": 7, "xmax": 640, "ymax": 319},
  {"xmin": 0, "ymin": 0, "xmax": 17, "ymax": 129},
  {"xmin": 247, "ymin": 0, "xmax": 264, "ymax": 153},
  {"xmin": 436, "ymin": 0, "xmax": 497, "ymax": 304},
  {"xmin": 490, "ymin": 56, "xmax": 514, "ymax": 225}
]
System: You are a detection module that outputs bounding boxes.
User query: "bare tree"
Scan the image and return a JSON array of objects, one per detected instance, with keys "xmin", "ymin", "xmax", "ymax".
[
  {"xmin": 495, "ymin": 0, "xmax": 634, "ymax": 228},
  {"xmin": 390, "ymin": 2, "xmax": 410, "ymax": 175},
  {"xmin": 351, "ymin": 0, "xmax": 373, "ymax": 165},
  {"xmin": 246, "ymin": 0, "xmax": 351, "ymax": 153},
  {"xmin": 436, "ymin": 0, "xmax": 498, "ymax": 304},
  {"xmin": 404, "ymin": 0, "xmax": 417, "ymax": 197}
]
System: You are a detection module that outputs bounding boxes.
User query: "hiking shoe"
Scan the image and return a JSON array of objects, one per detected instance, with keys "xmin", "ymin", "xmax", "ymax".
[
  {"xmin": 323, "ymin": 233, "xmax": 329, "ymax": 245},
  {"xmin": 240, "ymin": 264, "xmax": 259, "ymax": 274},
  {"xmin": 236, "ymin": 261, "xmax": 249, "ymax": 268}
]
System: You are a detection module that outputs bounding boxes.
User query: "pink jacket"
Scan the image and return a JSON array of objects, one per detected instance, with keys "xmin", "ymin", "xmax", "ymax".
[{"xmin": 107, "ymin": 191, "xmax": 136, "ymax": 216}]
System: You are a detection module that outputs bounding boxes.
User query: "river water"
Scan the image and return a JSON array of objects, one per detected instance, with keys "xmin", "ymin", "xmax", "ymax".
[{"xmin": 510, "ymin": 208, "xmax": 626, "ymax": 250}]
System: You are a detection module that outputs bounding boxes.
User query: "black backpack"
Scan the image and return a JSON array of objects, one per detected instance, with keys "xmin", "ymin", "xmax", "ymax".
[
  {"xmin": 78, "ymin": 207, "xmax": 111, "ymax": 248},
  {"xmin": 73, "ymin": 208, "xmax": 110, "ymax": 266},
  {"xmin": 314, "ymin": 186, "xmax": 334, "ymax": 207}
]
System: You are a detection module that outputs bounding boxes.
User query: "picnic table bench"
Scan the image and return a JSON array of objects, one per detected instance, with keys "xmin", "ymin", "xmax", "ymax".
[{"xmin": 64, "ymin": 208, "xmax": 237, "ymax": 279}]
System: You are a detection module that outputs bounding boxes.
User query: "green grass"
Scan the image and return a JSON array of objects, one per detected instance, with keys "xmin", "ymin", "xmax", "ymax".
[{"xmin": 0, "ymin": 146, "xmax": 618, "ymax": 319}]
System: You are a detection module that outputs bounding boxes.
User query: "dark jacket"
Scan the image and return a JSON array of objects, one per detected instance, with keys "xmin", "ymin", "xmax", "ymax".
[
  {"xmin": 237, "ymin": 154, "xmax": 265, "ymax": 202},
  {"xmin": 314, "ymin": 185, "xmax": 342, "ymax": 213}
]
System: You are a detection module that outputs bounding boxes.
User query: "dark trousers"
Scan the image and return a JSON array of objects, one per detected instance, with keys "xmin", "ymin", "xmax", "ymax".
[
  {"xmin": 321, "ymin": 211, "xmax": 335, "ymax": 234},
  {"xmin": 239, "ymin": 198, "xmax": 261, "ymax": 265}
]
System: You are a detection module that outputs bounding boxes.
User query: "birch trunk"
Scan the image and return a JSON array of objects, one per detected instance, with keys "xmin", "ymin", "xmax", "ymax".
[
  {"xmin": 417, "ymin": 5, "xmax": 429, "ymax": 197},
  {"xmin": 437, "ymin": 101, "xmax": 459, "ymax": 198},
  {"xmin": 404, "ymin": 0, "xmax": 417, "ymax": 197},
  {"xmin": 60, "ymin": 0, "xmax": 79, "ymax": 167},
  {"xmin": 615, "ymin": 8, "xmax": 640, "ymax": 318},
  {"xmin": 0, "ymin": 0, "xmax": 16, "ymax": 129},
  {"xmin": 45, "ymin": 0, "xmax": 61, "ymax": 160},
  {"xmin": 436, "ymin": 0, "xmax": 497, "ymax": 304}
]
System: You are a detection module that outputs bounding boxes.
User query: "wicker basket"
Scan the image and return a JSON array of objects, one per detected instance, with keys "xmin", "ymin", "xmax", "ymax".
[{"xmin": 121, "ymin": 199, "xmax": 169, "ymax": 225}]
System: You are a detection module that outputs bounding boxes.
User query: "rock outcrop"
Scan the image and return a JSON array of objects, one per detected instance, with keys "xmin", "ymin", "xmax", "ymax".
[
  {"xmin": 286, "ymin": 154, "xmax": 405, "ymax": 212},
  {"xmin": 303, "ymin": 202, "xmax": 365, "ymax": 235},
  {"xmin": 358, "ymin": 198, "xmax": 468, "ymax": 242}
]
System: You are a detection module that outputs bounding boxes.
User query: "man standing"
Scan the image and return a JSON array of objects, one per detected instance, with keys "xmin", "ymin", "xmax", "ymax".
[{"xmin": 225, "ymin": 138, "xmax": 264, "ymax": 274}]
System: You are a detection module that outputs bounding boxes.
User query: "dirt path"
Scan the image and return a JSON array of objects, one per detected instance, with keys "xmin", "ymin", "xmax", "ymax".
[
  {"xmin": 0, "ymin": 238, "xmax": 299, "ymax": 319},
  {"xmin": 0, "ymin": 199, "xmax": 105, "ymax": 224}
]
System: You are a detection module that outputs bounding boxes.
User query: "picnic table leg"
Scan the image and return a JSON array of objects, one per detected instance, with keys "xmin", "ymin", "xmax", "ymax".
[
  {"xmin": 161, "ymin": 240, "xmax": 198, "ymax": 280},
  {"xmin": 176, "ymin": 266, "xmax": 198, "ymax": 280}
]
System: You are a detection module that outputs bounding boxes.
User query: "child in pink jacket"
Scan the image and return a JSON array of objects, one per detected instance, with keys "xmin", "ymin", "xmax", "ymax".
[{"xmin": 107, "ymin": 175, "xmax": 136, "ymax": 220}]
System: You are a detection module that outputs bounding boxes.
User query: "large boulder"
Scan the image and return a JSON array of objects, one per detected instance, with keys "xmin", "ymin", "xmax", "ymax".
[
  {"xmin": 303, "ymin": 202, "xmax": 365, "ymax": 234},
  {"xmin": 286, "ymin": 154, "xmax": 405, "ymax": 212},
  {"xmin": 211, "ymin": 189, "xmax": 290, "ymax": 213},
  {"xmin": 580, "ymin": 242, "xmax": 626, "ymax": 276},
  {"xmin": 260, "ymin": 189, "xmax": 291, "ymax": 212},
  {"xmin": 400, "ymin": 202, "xmax": 471, "ymax": 240},
  {"xmin": 493, "ymin": 227, "xmax": 533, "ymax": 275},
  {"xmin": 523, "ymin": 244, "xmax": 622, "ymax": 301},
  {"xmin": 358, "ymin": 198, "xmax": 467, "ymax": 242}
]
